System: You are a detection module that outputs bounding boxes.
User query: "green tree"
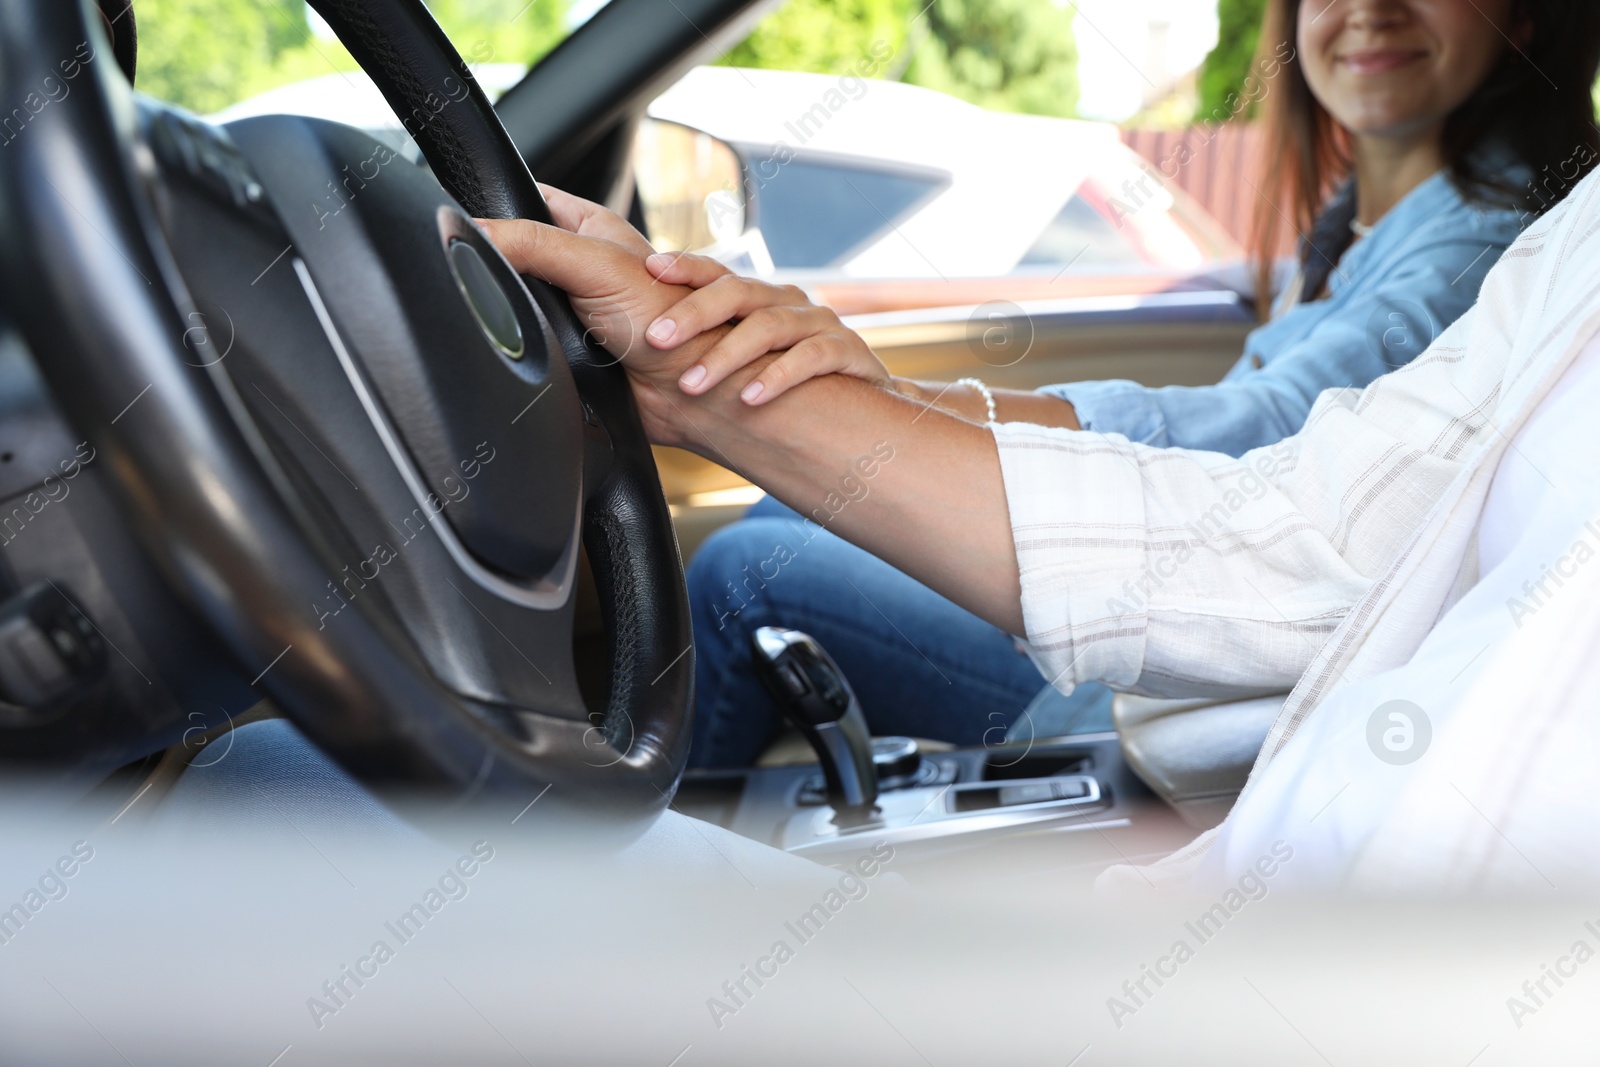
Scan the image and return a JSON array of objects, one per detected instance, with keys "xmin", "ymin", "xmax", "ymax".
[
  {"xmin": 134, "ymin": 0, "xmax": 316, "ymax": 115},
  {"xmin": 720, "ymin": 0, "xmax": 1078, "ymax": 118},
  {"xmin": 903, "ymin": 0, "xmax": 1078, "ymax": 118},
  {"xmin": 134, "ymin": 0, "xmax": 569, "ymax": 115},
  {"xmin": 422, "ymin": 0, "xmax": 569, "ymax": 68},
  {"xmin": 719, "ymin": 0, "xmax": 915, "ymax": 76},
  {"xmin": 1197, "ymin": 0, "xmax": 1268, "ymax": 119}
]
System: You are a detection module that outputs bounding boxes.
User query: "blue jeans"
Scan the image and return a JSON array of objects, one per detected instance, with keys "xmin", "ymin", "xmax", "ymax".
[{"xmin": 687, "ymin": 498, "xmax": 1113, "ymax": 768}]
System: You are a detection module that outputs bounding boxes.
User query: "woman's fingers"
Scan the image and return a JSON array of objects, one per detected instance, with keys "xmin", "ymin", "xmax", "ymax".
[
  {"xmin": 477, "ymin": 198, "xmax": 884, "ymax": 405},
  {"xmin": 647, "ymin": 275, "xmax": 811, "ymax": 348},
  {"xmin": 645, "ymin": 250, "xmax": 731, "ymax": 288},
  {"xmin": 677, "ymin": 305, "xmax": 838, "ymax": 394},
  {"xmin": 741, "ymin": 333, "xmax": 890, "ymax": 405}
]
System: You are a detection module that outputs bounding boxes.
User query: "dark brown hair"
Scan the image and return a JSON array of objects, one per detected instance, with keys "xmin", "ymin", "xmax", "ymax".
[{"xmin": 1248, "ymin": 0, "xmax": 1600, "ymax": 312}]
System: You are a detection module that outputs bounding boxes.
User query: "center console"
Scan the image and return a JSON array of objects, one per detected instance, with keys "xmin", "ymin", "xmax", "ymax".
[
  {"xmin": 676, "ymin": 732, "xmax": 1194, "ymax": 870},
  {"xmin": 686, "ymin": 626, "xmax": 1195, "ymax": 875}
]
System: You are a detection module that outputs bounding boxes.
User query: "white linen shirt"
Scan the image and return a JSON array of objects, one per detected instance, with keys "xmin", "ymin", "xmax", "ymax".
[
  {"xmin": 991, "ymin": 169, "xmax": 1600, "ymax": 890},
  {"xmin": 1198, "ymin": 336, "xmax": 1600, "ymax": 890}
]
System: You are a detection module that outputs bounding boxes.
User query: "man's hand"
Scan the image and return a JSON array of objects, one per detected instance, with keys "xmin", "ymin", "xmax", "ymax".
[{"xmin": 476, "ymin": 187, "xmax": 729, "ymax": 408}]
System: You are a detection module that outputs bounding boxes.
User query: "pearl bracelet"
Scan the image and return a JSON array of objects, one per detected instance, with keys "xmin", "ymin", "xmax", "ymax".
[{"xmin": 955, "ymin": 377, "xmax": 998, "ymax": 423}]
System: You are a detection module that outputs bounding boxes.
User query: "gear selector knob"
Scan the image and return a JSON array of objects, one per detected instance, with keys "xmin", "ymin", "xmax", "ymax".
[{"xmin": 751, "ymin": 627, "xmax": 879, "ymax": 825}]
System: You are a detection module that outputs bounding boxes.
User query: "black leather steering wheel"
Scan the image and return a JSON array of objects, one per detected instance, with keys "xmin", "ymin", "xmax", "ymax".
[{"xmin": 0, "ymin": 0, "xmax": 694, "ymax": 812}]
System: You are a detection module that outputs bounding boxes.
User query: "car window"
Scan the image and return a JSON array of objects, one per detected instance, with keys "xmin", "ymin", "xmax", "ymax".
[
  {"xmin": 633, "ymin": 4, "xmax": 1242, "ymax": 286},
  {"xmin": 134, "ymin": 0, "xmax": 607, "ymax": 118},
  {"xmin": 743, "ymin": 154, "xmax": 948, "ymax": 270},
  {"xmin": 1017, "ymin": 193, "xmax": 1142, "ymax": 270}
]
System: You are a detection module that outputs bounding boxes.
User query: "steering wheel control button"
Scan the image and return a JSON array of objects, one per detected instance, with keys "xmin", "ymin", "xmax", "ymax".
[
  {"xmin": 448, "ymin": 239, "xmax": 525, "ymax": 361},
  {"xmin": 0, "ymin": 583, "xmax": 107, "ymax": 713},
  {"xmin": 147, "ymin": 108, "xmax": 276, "ymax": 227}
]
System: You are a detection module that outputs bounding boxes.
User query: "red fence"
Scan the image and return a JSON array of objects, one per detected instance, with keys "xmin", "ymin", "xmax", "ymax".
[{"xmin": 1121, "ymin": 123, "xmax": 1294, "ymax": 256}]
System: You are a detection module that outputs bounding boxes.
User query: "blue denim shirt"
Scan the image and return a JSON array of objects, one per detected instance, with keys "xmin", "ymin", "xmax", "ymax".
[{"xmin": 1038, "ymin": 167, "xmax": 1529, "ymax": 457}]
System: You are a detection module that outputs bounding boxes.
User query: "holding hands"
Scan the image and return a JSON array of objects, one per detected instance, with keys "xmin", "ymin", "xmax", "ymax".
[
  {"xmin": 639, "ymin": 251, "xmax": 889, "ymax": 403},
  {"xmin": 478, "ymin": 185, "xmax": 887, "ymax": 421},
  {"xmin": 480, "ymin": 184, "xmax": 1030, "ymax": 635},
  {"xmin": 480, "ymin": 185, "xmax": 1076, "ymax": 434}
]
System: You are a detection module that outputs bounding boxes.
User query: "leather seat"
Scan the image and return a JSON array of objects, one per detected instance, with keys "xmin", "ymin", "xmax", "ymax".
[{"xmin": 1112, "ymin": 693, "xmax": 1288, "ymax": 829}]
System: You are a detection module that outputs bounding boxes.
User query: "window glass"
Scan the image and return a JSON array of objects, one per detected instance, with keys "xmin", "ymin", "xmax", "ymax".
[
  {"xmin": 133, "ymin": 0, "xmax": 603, "ymax": 117},
  {"xmin": 744, "ymin": 156, "xmax": 947, "ymax": 270},
  {"xmin": 1018, "ymin": 193, "xmax": 1141, "ymax": 269},
  {"xmin": 622, "ymin": 2, "xmax": 1253, "ymax": 541},
  {"xmin": 633, "ymin": 120, "xmax": 747, "ymax": 254}
]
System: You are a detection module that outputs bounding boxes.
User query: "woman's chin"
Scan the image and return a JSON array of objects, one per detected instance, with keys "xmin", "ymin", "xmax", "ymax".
[{"xmin": 1330, "ymin": 106, "xmax": 1447, "ymax": 148}]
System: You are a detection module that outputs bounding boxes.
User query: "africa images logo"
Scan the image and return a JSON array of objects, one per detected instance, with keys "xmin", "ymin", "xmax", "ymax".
[{"xmin": 1365, "ymin": 700, "xmax": 1431, "ymax": 766}]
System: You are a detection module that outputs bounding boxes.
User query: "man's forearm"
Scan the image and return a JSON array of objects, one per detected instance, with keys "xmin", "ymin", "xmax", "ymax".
[
  {"xmin": 641, "ymin": 363, "xmax": 1026, "ymax": 635},
  {"xmin": 477, "ymin": 206, "xmax": 1029, "ymax": 634}
]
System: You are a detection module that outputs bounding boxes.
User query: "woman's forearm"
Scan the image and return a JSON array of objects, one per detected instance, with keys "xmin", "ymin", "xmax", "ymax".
[
  {"xmin": 643, "ymin": 362, "xmax": 1026, "ymax": 634},
  {"xmin": 894, "ymin": 379, "xmax": 1081, "ymax": 430}
]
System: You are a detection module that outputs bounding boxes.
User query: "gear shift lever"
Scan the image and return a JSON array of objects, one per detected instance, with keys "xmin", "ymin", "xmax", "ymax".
[{"xmin": 750, "ymin": 627, "xmax": 879, "ymax": 825}]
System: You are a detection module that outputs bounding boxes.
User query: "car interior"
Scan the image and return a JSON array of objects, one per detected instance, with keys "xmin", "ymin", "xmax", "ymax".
[
  {"xmin": 0, "ymin": 0, "xmax": 1276, "ymax": 879},
  {"xmin": 8, "ymin": 2, "xmax": 1600, "ymax": 1062}
]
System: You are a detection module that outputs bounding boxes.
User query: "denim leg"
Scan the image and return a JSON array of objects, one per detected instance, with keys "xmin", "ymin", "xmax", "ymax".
[
  {"xmin": 687, "ymin": 508, "xmax": 1049, "ymax": 769},
  {"xmin": 154, "ymin": 718, "xmax": 440, "ymax": 844}
]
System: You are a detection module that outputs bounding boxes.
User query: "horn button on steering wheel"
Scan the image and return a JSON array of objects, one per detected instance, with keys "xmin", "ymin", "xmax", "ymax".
[
  {"xmin": 227, "ymin": 116, "xmax": 587, "ymax": 587},
  {"xmin": 449, "ymin": 239, "xmax": 525, "ymax": 362}
]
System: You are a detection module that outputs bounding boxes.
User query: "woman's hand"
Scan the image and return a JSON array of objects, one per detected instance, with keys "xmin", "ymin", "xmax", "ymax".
[{"xmin": 643, "ymin": 251, "xmax": 890, "ymax": 404}]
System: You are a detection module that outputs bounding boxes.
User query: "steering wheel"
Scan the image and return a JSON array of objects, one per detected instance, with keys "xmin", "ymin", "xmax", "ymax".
[{"xmin": 0, "ymin": 0, "xmax": 694, "ymax": 812}]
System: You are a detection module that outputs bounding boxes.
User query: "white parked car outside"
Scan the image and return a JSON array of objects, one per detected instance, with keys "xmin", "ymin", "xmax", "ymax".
[
  {"xmin": 645, "ymin": 66, "xmax": 1238, "ymax": 284},
  {"xmin": 214, "ymin": 64, "xmax": 1238, "ymax": 288}
]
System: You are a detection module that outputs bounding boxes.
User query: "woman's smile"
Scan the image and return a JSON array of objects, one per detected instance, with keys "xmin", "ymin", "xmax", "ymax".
[
  {"xmin": 1337, "ymin": 46, "xmax": 1429, "ymax": 76},
  {"xmin": 1300, "ymin": 0, "xmax": 1522, "ymax": 148}
]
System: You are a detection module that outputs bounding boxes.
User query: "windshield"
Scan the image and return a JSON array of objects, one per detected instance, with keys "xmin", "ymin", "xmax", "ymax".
[{"xmin": 134, "ymin": 0, "xmax": 609, "ymax": 118}]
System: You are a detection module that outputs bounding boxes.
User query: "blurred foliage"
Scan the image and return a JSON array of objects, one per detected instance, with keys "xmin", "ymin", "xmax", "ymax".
[
  {"xmin": 422, "ymin": 0, "xmax": 569, "ymax": 66},
  {"xmin": 132, "ymin": 0, "xmax": 315, "ymax": 114},
  {"xmin": 904, "ymin": 0, "xmax": 1078, "ymax": 117},
  {"xmin": 1197, "ymin": 0, "xmax": 1267, "ymax": 120},
  {"xmin": 719, "ymin": 0, "xmax": 914, "ymax": 76},
  {"xmin": 720, "ymin": 0, "xmax": 1079, "ymax": 118},
  {"xmin": 133, "ymin": 0, "xmax": 1084, "ymax": 119},
  {"xmin": 133, "ymin": 0, "xmax": 569, "ymax": 115}
]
